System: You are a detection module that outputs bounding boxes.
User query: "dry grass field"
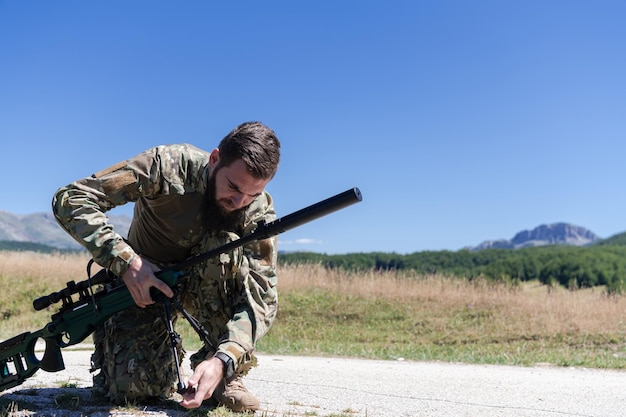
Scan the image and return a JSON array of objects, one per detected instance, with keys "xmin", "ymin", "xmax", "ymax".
[
  {"xmin": 1, "ymin": 250, "xmax": 625, "ymax": 368},
  {"xmin": 263, "ymin": 263, "xmax": 626, "ymax": 368},
  {"xmin": 0, "ymin": 251, "xmax": 97, "ymax": 337}
]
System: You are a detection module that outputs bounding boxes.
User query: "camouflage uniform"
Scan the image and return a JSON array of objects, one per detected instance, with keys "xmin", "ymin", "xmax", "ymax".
[{"xmin": 52, "ymin": 144, "xmax": 278, "ymax": 404}]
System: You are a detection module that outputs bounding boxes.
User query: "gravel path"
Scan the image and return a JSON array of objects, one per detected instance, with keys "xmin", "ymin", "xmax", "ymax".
[{"xmin": 1, "ymin": 346, "xmax": 624, "ymax": 416}]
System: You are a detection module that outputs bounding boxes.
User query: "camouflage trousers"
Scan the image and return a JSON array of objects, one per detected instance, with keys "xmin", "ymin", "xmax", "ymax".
[
  {"xmin": 90, "ymin": 305, "xmax": 183, "ymax": 403},
  {"xmin": 90, "ymin": 232, "xmax": 257, "ymax": 404}
]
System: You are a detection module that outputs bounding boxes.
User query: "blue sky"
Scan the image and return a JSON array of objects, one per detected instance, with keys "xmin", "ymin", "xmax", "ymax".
[{"xmin": 1, "ymin": 1, "xmax": 625, "ymax": 254}]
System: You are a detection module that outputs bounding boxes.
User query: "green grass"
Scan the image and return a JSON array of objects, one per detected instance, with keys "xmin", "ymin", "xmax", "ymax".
[
  {"xmin": 178, "ymin": 283, "xmax": 626, "ymax": 369},
  {"xmin": 248, "ymin": 289, "xmax": 625, "ymax": 369},
  {"xmin": 4, "ymin": 266, "xmax": 623, "ymax": 370}
]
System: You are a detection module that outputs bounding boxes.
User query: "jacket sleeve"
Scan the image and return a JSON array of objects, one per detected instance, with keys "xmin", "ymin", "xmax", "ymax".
[
  {"xmin": 215, "ymin": 193, "xmax": 279, "ymax": 370},
  {"xmin": 51, "ymin": 144, "xmax": 206, "ymax": 278}
]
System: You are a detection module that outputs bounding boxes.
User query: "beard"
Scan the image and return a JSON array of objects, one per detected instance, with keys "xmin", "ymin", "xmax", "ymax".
[{"xmin": 203, "ymin": 167, "xmax": 247, "ymax": 235}]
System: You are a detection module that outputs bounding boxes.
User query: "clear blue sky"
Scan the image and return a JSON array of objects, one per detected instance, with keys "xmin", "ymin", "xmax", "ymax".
[{"xmin": 1, "ymin": 1, "xmax": 625, "ymax": 254}]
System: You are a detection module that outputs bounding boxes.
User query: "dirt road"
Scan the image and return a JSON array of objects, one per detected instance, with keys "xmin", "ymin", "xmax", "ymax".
[{"xmin": 2, "ymin": 347, "xmax": 624, "ymax": 416}]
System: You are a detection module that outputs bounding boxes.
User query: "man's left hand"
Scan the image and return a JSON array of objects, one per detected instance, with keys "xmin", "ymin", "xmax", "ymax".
[{"xmin": 179, "ymin": 357, "xmax": 225, "ymax": 409}]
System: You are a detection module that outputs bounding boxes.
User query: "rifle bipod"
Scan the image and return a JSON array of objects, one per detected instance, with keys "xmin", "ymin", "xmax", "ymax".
[{"xmin": 155, "ymin": 292, "xmax": 215, "ymax": 396}]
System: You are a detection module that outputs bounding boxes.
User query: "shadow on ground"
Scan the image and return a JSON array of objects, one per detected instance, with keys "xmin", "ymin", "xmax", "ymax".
[{"xmin": 0, "ymin": 387, "xmax": 212, "ymax": 417}]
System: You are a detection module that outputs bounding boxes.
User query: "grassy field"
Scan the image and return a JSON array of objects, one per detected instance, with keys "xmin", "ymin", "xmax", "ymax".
[
  {"xmin": 1, "ymin": 250, "xmax": 625, "ymax": 370},
  {"xmin": 263, "ymin": 263, "xmax": 626, "ymax": 368}
]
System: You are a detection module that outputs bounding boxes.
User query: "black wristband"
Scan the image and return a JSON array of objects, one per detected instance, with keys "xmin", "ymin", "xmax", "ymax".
[{"xmin": 214, "ymin": 351, "xmax": 235, "ymax": 379}]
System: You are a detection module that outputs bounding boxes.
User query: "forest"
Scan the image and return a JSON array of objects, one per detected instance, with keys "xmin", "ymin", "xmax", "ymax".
[
  {"xmin": 279, "ymin": 231, "xmax": 626, "ymax": 294},
  {"xmin": 3, "ymin": 231, "xmax": 626, "ymax": 294}
]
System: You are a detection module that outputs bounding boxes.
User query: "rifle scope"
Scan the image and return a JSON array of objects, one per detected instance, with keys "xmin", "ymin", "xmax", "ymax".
[{"xmin": 33, "ymin": 268, "xmax": 117, "ymax": 311}]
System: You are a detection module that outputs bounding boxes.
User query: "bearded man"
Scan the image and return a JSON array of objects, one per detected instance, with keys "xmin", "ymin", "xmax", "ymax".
[{"xmin": 53, "ymin": 121, "xmax": 281, "ymax": 412}]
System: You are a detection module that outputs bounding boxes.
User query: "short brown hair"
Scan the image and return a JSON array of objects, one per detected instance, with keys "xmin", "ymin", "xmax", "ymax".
[{"xmin": 218, "ymin": 121, "xmax": 281, "ymax": 179}]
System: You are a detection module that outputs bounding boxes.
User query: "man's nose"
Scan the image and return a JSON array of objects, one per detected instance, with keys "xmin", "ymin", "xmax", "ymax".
[{"xmin": 230, "ymin": 193, "xmax": 247, "ymax": 209}]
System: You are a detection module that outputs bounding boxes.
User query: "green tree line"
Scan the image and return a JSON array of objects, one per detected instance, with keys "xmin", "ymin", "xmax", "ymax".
[
  {"xmin": 4, "ymin": 232, "xmax": 626, "ymax": 294},
  {"xmin": 279, "ymin": 235, "xmax": 626, "ymax": 294},
  {"xmin": 0, "ymin": 240, "xmax": 76, "ymax": 254}
]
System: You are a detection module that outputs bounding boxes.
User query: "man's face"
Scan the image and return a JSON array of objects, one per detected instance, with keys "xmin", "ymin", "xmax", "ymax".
[
  {"xmin": 208, "ymin": 150, "xmax": 271, "ymax": 214},
  {"xmin": 212, "ymin": 159, "xmax": 270, "ymax": 213}
]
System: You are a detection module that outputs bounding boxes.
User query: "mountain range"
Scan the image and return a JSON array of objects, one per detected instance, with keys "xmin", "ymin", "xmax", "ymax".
[
  {"xmin": 0, "ymin": 210, "xmax": 131, "ymax": 250},
  {"xmin": 470, "ymin": 222, "xmax": 600, "ymax": 250},
  {"xmin": 0, "ymin": 210, "xmax": 610, "ymax": 252}
]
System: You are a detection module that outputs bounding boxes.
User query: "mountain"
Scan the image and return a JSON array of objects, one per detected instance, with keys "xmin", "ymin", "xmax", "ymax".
[
  {"xmin": 0, "ymin": 210, "xmax": 131, "ymax": 250},
  {"xmin": 472, "ymin": 222, "xmax": 600, "ymax": 251},
  {"xmin": 0, "ymin": 210, "xmax": 610, "ymax": 253}
]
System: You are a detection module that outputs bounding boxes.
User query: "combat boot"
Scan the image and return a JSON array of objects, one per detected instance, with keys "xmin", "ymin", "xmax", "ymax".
[
  {"xmin": 215, "ymin": 375, "xmax": 259, "ymax": 412},
  {"xmin": 91, "ymin": 370, "xmax": 108, "ymax": 398}
]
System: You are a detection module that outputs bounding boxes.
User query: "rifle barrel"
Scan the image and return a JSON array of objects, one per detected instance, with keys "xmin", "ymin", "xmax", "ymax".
[
  {"xmin": 255, "ymin": 187, "xmax": 362, "ymax": 238},
  {"xmin": 163, "ymin": 187, "xmax": 362, "ymax": 272}
]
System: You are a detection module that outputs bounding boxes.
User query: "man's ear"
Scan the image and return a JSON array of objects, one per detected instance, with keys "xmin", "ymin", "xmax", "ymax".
[{"xmin": 209, "ymin": 148, "xmax": 220, "ymax": 168}]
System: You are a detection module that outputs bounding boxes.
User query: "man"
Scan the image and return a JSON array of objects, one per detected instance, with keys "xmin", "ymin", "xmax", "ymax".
[{"xmin": 52, "ymin": 121, "xmax": 281, "ymax": 412}]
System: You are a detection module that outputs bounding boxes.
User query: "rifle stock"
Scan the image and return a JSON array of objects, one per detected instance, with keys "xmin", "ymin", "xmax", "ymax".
[{"xmin": 0, "ymin": 187, "xmax": 362, "ymax": 392}]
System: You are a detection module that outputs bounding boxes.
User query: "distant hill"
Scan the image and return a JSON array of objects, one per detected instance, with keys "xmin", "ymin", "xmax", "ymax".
[
  {"xmin": 0, "ymin": 209, "xmax": 622, "ymax": 253},
  {"xmin": 0, "ymin": 210, "xmax": 131, "ymax": 250},
  {"xmin": 595, "ymin": 231, "xmax": 626, "ymax": 246},
  {"xmin": 0, "ymin": 240, "xmax": 81, "ymax": 253},
  {"xmin": 471, "ymin": 223, "xmax": 600, "ymax": 250}
]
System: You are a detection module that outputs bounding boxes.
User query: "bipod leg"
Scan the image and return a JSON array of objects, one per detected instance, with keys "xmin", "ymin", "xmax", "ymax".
[
  {"xmin": 161, "ymin": 300, "xmax": 188, "ymax": 395},
  {"xmin": 170, "ymin": 298, "xmax": 216, "ymax": 352}
]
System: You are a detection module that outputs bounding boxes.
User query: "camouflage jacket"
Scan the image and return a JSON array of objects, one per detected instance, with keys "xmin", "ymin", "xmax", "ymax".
[{"xmin": 52, "ymin": 143, "xmax": 278, "ymax": 364}]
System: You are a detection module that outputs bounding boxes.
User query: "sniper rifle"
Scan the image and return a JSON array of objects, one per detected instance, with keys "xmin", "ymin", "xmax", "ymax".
[{"xmin": 0, "ymin": 187, "xmax": 362, "ymax": 393}]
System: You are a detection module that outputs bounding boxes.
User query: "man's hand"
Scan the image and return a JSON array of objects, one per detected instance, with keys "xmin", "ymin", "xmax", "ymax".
[
  {"xmin": 179, "ymin": 358, "xmax": 225, "ymax": 409},
  {"xmin": 122, "ymin": 256, "xmax": 174, "ymax": 308}
]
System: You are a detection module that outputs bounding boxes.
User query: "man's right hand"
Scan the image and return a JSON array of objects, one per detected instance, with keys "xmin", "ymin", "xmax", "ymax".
[{"xmin": 122, "ymin": 256, "xmax": 174, "ymax": 308}]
